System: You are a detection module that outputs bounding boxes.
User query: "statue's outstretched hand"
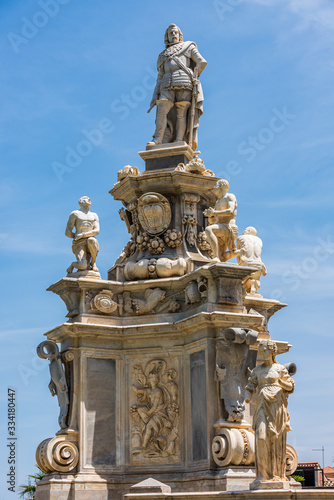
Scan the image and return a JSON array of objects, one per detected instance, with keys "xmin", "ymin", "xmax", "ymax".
[{"xmin": 203, "ymin": 207, "xmax": 215, "ymax": 216}]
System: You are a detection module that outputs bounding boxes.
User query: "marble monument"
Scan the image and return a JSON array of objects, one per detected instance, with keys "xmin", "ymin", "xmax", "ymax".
[{"xmin": 34, "ymin": 24, "xmax": 313, "ymax": 500}]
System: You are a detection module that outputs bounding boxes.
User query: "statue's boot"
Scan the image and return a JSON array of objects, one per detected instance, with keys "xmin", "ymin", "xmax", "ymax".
[
  {"xmin": 175, "ymin": 101, "xmax": 191, "ymax": 142},
  {"xmin": 147, "ymin": 99, "xmax": 173, "ymax": 146}
]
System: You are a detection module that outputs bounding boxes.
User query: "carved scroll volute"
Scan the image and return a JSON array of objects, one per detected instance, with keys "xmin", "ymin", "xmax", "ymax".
[
  {"xmin": 212, "ymin": 428, "xmax": 255, "ymax": 467},
  {"xmin": 181, "ymin": 193, "xmax": 200, "ymax": 247},
  {"xmin": 36, "ymin": 434, "xmax": 79, "ymax": 473}
]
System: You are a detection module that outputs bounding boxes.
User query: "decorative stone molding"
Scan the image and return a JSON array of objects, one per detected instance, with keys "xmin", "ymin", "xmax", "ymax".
[
  {"xmin": 181, "ymin": 193, "xmax": 200, "ymax": 247},
  {"xmin": 216, "ymin": 328, "xmax": 258, "ymax": 423},
  {"xmin": 286, "ymin": 444, "xmax": 298, "ymax": 476},
  {"xmin": 184, "ymin": 276, "xmax": 208, "ymax": 304},
  {"xmin": 117, "ymin": 165, "xmax": 140, "ymax": 182},
  {"xmin": 147, "ymin": 235, "xmax": 166, "ymax": 255},
  {"xmin": 62, "ymin": 350, "xmax": 74, "ymax": 363},
  {"xmin": 36, "ymin": 434, "xmax": 79, "ymax": 473},
  {"xmin": 137, "ymin": 193, "xmax": 171, "ymax": 235},
  {"xmin": 91, "ymin": 289, "xmax": 118, "ymax": 314},
  {"xmin": 124, "ymin": 257, "xmax": 187, "ymax": 281},
  {"xmin": 197, "ymin": 231, "xmax": 213, "ymax": 258},
  {"xmin": 164, "ymin": 229, "xmax": 182, "ymax": 248},
  {"xmin": 212, "ymin": 428, "xmax": 255, "ymax": 467},
  {"xmin": 176, "ymin": 157, "xmax": 214, "ymax": 176},
  {"xmin": 132, "ymin": 288, "xmax": 166, "ymax": 315}
]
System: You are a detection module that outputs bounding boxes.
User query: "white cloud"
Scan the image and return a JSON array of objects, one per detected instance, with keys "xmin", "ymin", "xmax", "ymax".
[{"xmin": 248, "ymin": 0, "xmax": 334, "ymax": 30}]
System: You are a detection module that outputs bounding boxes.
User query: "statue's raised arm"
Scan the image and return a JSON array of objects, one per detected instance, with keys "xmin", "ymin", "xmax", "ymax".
[{"xmin": 147, "ymin": 24, "xmax": 207, "ymax": 151}]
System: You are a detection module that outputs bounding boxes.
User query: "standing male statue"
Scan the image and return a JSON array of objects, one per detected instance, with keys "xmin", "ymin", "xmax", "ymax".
[
  {"xmin": 65, "ymin": 196, "xmax": 100, "ymax": 275},
  {"xmin": 147, "ymin": 24, "xmax": 207, "ymax": 150}
]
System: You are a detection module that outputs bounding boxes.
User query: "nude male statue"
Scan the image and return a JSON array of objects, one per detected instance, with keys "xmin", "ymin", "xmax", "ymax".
[
  {"xmin": 203, "ymin": 179, "xmax": 238, "ymax": 263},
  {"xmin": 147, "ymin": 24, "xmax": 207, "ymax": 150},
  {"xmin": 65, "ymin": 196, "xmax": 99, "ymax": 274}
]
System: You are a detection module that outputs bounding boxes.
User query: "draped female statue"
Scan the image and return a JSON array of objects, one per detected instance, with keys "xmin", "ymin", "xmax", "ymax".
[{"xmin": 245, "ymin": 340, "xmax": 295, "ymax": 488}]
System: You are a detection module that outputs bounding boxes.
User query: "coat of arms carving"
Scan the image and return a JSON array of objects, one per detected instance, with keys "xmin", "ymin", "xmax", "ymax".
[{"xmin": 137, "ymin": 193, "xmax": 171, "ymax": 235}]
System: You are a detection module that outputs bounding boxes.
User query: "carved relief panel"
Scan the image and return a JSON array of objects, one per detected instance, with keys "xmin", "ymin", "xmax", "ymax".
[{"xmin": 129, "ymin": 357, "xmax": 181, "ymax": 465}]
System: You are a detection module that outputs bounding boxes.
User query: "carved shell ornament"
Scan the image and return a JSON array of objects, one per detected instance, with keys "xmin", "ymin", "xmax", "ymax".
[
  {"xmin": 91, "ymin": 290, "xmax": 117, "ymax": 314},
  {"xmin": 137, "ymin": 193, "xmax": 171, "ymax": 235}
]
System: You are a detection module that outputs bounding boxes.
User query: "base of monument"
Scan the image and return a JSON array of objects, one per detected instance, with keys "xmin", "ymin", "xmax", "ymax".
[
  {"xmin": 125, "ymin": 488, "xmax": 334, "ymax": 500},
  {"xmin": 35, "ymin": 470, "xmax": 333, "ymax": 500},
  {"xmin": 35, "ymin": 468, "xmax": 257, "ymax": 500}
]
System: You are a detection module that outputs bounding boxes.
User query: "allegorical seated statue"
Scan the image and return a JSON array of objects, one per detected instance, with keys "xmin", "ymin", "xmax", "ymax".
[
  {"xmin": 236, "ymin": 227, "xmax": 267, "ymax": 294},
  {"xmin": 65, "ymin": 196, "xmax": 99, "ymax": 275},
  {"xmin": 147, "ymin": 23, "xmax": 207, "ymax": 150},
  {"xmin": 203, "ymin": 179, "xmax": 238, "ymax": 263},
  {"xmin": 245, "ymin": 340, "xmax": 295, "ymax": 488}
]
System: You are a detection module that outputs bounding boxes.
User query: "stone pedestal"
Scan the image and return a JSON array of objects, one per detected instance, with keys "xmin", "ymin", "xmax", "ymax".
[{"xmin": 138, "ymin": 141, "xmax": 194, "ymax": 171}]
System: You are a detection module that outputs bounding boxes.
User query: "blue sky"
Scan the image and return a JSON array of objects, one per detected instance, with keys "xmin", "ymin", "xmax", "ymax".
[{"xmin": 1, "ymin": 0, "xmax": 334, "ymax": 496}]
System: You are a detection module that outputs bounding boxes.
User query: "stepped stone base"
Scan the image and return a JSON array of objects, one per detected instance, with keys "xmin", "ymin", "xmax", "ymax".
[
  {"xmin": 125, "ymin": 491, "xmax": 334, "ymax": 500},
  {"xmin": 35, "ymin": 468, "xmax": 257, "ymax": 500}
]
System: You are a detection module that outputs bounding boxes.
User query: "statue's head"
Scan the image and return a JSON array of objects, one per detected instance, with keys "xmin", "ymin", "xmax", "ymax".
[
  {"xmin": 259, "ymin": 340, "xmax": 277, "ymax": 362},
  {"xmin": 164, "ymin": 24, "xmax": 183, "ymax": 47},
  {"xmin": 243, "ymin": 226, "xmax": 257, "ymax": 236},
  {"xmin": 148, "ymin": 369, "xmax": 160, "ymax": 387},
  {"xmin": 214, "ymin": 179, "xmax": 229, "ymax": 195},
  {"xmin": 78, "ymin": 196, "xmax": 91, "ymax": 209}
]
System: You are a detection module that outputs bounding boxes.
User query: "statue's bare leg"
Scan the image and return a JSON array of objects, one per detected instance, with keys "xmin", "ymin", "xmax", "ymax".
[
  {"xmin": 142, "ymin": 422, "xmax": 154, "ymax": 449},
  {"xmin": 205, "ymin": 224, "xmax": 221, "ymax": 263},
  {"xmin": 175, "ymin": 101, "xmax": 190, "ymax": 142},
  {"xmin": 67, "ymin": 246, "xmax": 88, "ymax": 274},
  {"xmin": 148, "ymin": 99, "xmax": 173, "ymax": 145},
  {"xmin": 87, "ymin": 237, "xmax": 99, "ymax": 271}
]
